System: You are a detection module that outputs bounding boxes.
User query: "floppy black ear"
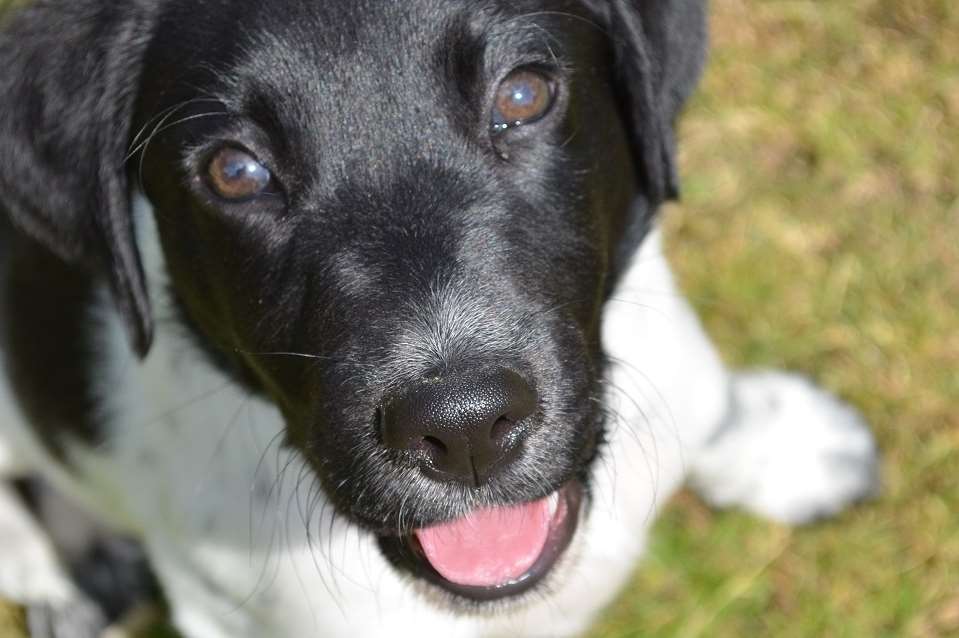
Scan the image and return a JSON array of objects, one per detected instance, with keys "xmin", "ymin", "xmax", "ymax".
[
  {"xmin": 0, "ymin": 1, "xmax": 156, "ymax": 356},
  {"xmin": 604, "ymin": 0, "xmax": 708, "ymax": 204}
]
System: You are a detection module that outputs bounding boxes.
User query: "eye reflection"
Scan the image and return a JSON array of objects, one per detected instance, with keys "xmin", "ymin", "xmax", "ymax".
[
  {"xmin": 205, "ymin": 147, "xmax": 272, "ymax": 201},
  {"xmin": 492, "ymin": 69, "xmax": 554, "ymax": 131}
]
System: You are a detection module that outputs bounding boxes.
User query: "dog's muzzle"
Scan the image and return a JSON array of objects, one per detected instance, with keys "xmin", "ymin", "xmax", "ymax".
[{"xmin": 377, "ymin": 368, "xmax": 583, "ymax": 598}]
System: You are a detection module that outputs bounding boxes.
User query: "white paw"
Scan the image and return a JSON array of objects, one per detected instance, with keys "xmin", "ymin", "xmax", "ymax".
[
  {"xmin": 26, "ymin": 596, "xmax": 109, "ymax": 638},
  {"xmin": 690, "ymin": 371, "xmax": 879, "ymax": 525},
  {"xmin": 0, "ymin": 484, "xmax": 75, "ymax": 604}
]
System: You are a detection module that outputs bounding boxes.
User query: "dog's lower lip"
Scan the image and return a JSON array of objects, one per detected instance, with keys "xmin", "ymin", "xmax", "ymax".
[{"xmin": 380, "ymin": 482, "xmax": 582, "ymax": 601}]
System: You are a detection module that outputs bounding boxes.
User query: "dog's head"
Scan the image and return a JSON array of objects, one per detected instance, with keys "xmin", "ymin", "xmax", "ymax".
[{"xmin": 0, "ymin": 0, "xmax": 705, "ymax": 603}]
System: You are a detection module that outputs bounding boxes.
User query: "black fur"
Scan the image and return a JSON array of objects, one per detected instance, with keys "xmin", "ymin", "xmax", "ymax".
[
  {"xmin": 0, "ymin": 0, "xmax": 707, "ymax": 615},
  {"xmin": 0, "ymin": 1, "xmax": 158, "ymax": 355}
]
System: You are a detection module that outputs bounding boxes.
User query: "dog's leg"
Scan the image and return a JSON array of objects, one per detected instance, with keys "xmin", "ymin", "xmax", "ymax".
[
  {"xmin": 1, "ymin": 382, "xmax": 119, "ymax": 636},
  {"xmin": 606, "ymin": 228, "xmax": 878, "ymax": 527},
  {"xmin": 30, "ymin": 479, "xmax": 160, "ymax": 624},
  {"xmin": 0, "ymin": 483, "xmax": 75, "ymax": 605},
  {"xmin": 0, "ymin": 483, "xmax": 109, "ymax": 638},
  {"xmin": 688, "ymin": 371, "xmax": 879, "ymax": 524},
  {"xmin": 0, "ymin": 479, "xmax": 157, "ymax": 638}
]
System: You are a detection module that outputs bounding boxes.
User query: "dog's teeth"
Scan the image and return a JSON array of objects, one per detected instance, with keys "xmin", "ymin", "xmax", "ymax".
[{"xmin": 548, "ymin": 492, "xmax": 560, "ymax": 517}]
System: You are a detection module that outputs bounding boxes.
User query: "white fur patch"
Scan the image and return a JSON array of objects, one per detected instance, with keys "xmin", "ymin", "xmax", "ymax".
[
  {"xmin": 0, "ymin": 483, "xmax": 74, "ymax": 604},
  {"xmin": 689, "ymin": 371, "xmax": 879, "ymax": 524}
]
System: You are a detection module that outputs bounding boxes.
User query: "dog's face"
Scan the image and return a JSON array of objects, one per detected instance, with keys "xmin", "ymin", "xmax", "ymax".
[{"xmin": 0, "ymin": 0, "xmax": 705, "ymax": 604}]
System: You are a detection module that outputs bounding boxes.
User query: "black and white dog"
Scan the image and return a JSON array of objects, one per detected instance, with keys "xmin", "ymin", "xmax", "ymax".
[{"xmin": 0, "ymin": 1, "xmax": 878, "ymax": 636}]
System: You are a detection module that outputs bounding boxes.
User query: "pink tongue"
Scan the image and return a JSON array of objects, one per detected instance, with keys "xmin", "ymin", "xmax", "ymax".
[{"xmin": 415, "ymin": 496, "xmax": 552, "ymax": 588}]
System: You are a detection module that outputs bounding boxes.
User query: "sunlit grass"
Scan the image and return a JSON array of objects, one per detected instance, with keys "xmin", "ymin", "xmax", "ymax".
[
  {"xmin": 590, "ymin": 1, "xmax": 958, "ymax": 636},
  {"xmin": 0, "ymin": 604, "xmax": 24, "ymax": 638}
]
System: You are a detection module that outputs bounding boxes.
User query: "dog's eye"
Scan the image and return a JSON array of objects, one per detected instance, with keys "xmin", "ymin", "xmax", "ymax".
[
  {"xmin": 205, "ymin": 147, "xmax": 272, "ymax": 201},
  {"xmin": 491, "ymin": 69, "xmax": 555, "ymax": 132}
]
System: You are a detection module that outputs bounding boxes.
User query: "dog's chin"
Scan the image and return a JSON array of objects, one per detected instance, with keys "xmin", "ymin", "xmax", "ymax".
[{"xmin": 377, "ymin": 481, "xmax": 583, "ymax": 604}]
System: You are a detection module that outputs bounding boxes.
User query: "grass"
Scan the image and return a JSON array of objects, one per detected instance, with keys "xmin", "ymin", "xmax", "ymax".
[
  {"xmin": 3, "ymin": 0, "xmax": 958, "ymax": 636},
  {"xmin": 588, "ymin": 0, "xmax": 959, "ymax": 636},
  {"xmin": 0, "ymin": 605, "xmax": 23, "ymax": 638}
]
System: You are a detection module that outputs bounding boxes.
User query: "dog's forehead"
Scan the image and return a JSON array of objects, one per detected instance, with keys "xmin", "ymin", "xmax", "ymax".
[
  {"xmin": 143, "ymin": 0, "xmax": 604, "ymax": 190},
  {"xmin": 232, "ymin": 3, "xmax": 587, "ymax": 106},
  {"xmin": 224, "ymin": 0, "xmax": 588, "ymax": 58},
  {"xmin": 231, "ymin": 2, "xmax": 481, "ymax": 138},
  {"xmin": 155, "ymin": 0, "xmax": 586, "ymax": 91},
  {"xmin": 155, "ymin": 2, "xmax": 594, "ymax": 116}
]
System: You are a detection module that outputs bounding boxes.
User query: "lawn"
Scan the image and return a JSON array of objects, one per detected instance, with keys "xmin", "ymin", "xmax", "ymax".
[
  {"xmin": 590, "ymin": 1, "xmax": 958, "ymax": 636},
  {"xmin": 2, "ymin": 0, "xmax": 957, "ymax": 636}
]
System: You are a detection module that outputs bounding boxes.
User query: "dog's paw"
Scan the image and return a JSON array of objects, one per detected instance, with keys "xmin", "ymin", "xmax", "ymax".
[
  {"xmin": 0, "ymin": 485, "xmax": 76, "ymax": 604},
  {"xmin": 26, "ymin": 596, "xmax": 109, "ymax": 638},
  {"xmin": 690, "ymin": 371, "xmax": 879, "ymax": 525}
]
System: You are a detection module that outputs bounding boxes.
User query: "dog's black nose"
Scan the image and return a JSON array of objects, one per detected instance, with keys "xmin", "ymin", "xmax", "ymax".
[{"xmin": 380, "ymin": 369, "xmax": 537, "ymax": 486}]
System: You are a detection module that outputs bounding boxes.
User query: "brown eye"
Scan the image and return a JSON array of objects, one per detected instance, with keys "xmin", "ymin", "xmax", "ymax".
[
  {"xmin": 205, "ymin": 147, "xmax": 272, "ymax": 201},
  {"xmin": 492, "ymin": 69, "xmax": 555, "ymax": 131}
]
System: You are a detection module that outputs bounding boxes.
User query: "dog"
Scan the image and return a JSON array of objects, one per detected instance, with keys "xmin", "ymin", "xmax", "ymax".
[{"xmin": 0, "ymin": 1, "xmax": 879, "ymax": 636}]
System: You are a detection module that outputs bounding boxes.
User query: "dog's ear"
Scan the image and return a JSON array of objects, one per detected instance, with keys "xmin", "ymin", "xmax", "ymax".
[
  {"xmin": 0, "ymin": 2, "xmax": 156, "ymax": 356},
  {"xmin": 603, "ymin": 0, "xmax": 708, "ymax": 203}
]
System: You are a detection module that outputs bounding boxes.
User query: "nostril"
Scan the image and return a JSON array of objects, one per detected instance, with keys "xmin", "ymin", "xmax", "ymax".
[
  {"xmin": 490, "ymin": 416, "xmax": 517, "ymax": 446},
  {"xmin": 417, "ymin": 435, "xmax": 448, "ymax": 460}
]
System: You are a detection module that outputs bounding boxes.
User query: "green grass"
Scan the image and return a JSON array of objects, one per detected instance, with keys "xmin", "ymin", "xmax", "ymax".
[
  {"xmin": 3, "ymin": 0, "xmax": 958, "ymax": 636},
  {"xmin": 589, "ymin": 1, "xmax": 958, "ymax": 636}
]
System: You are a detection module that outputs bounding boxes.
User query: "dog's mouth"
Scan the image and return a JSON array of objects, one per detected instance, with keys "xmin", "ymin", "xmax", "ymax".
[{"xmin": 379, "ymin": 482, "xmax": 582, "ymax": 601}]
